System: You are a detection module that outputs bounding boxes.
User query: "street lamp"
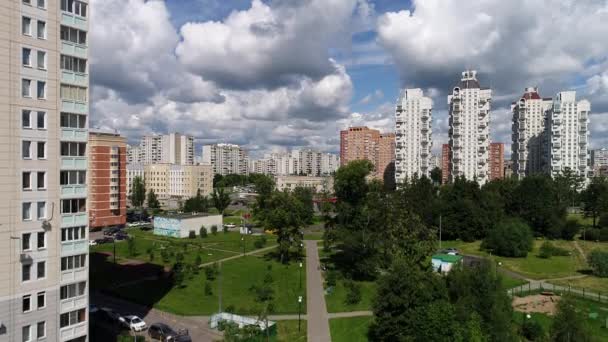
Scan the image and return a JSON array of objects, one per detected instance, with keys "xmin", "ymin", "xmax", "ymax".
[
  {"xmin": 241, "ymin": 236, "xmax": 245, "ymax": 256},
  {"xmin": 299, "ymin": 262, "xmax": 303, "ymax": 290},
  {"xmin": 298, "ymin": 296, "xmax": 303, "ymax": 332}
]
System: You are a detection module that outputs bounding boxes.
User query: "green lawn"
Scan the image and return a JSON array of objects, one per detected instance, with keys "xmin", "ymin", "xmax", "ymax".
[
  {"xmin": 501, "ymin": 273, "xmax": 528, "ymax": 289},
  {"xmin": 325, "ymin": 279, "xmax": 376, "ymax": 313},
  {"xmin": 275, "ymin": 320, "xmax": 306, "ymax": 342},
  {"xmin": 329, "ymin": 316, "xmax": 372, "ymax": 342},
  {"xmin": 107, "ymin": 255, "xmax": 307, "ymax": 316},
  {"xmin": 303, "ymin": 232, "xmax": 323, "ymax": 241},
  {"xmin": 549, "ymin": 276, "xmax": 608, "ymax": 295}
]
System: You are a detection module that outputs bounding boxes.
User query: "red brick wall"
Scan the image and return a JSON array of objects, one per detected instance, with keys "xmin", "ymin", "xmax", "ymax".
[
  {"xmin": 441, "ymin": 144, "xmax": 450, "ymax": 184},
  {"xmin": 489, "ymin": 143, "xmax": 505, "ymax": 181},
  {"xmin": 89, "ymin": 144, "xmax": 127, "ymax": 229}
]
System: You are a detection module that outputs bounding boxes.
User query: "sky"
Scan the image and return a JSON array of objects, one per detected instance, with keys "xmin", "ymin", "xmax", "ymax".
[{"xmin": 89, "ymin": 0, "xmax": 608, "ymax": 158}]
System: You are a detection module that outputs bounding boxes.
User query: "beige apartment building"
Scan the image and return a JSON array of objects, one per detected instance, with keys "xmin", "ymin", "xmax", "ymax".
[{"xmin": 0, "ymin": 1, "xmax": 89, "ymax": 341}]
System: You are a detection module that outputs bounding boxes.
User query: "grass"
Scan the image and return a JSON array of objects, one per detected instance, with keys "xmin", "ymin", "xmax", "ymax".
[
  {"xmin": 325, "ymin": 279, "xmax": 376, "ymax": 313},
  {"xmin": 108, "ymin": 254, "xmax": 307, "ymax": 316},
  {"xmin": 501, "ymin": 273, "xmax": 529, "ymax": 289},
  {"xmin": 275, "ymin": 320, "xmax": 306, "ymax": 342},
  {"xmin": 303, "ymin": 232, "xmax": 323, "ymax": 241},
  {"xmin": 329, "ymin": 316, "xmax": 372, "ymax": 342},
  {"xmin": 549, "ymin": 276, "xmax": 608, "ymax": 295}
]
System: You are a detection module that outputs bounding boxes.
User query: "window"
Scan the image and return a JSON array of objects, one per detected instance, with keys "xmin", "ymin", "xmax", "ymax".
[
  {"xmin": 37, "ymin": 81, "xmax": 45, "ymax": 99},
  {"xmin": 22, "ymin": 325, "xmax": 31, "ymax": 342},
  {"xmin": 22, "ymin": 295, "xmax": 31, "ymax": 312},
  {"xmin": 22, "ymin": 141, "xmax": 31, "ymax": 159},
  {"xmin": 23, "ymin": 172, "xmax": 31, "ymax": 190},
  {"xmin": 37, "ymin": 142, "xmax": 46, "ymax": 159},
  {"xmin": 60, "ymin": 26, "xmax": 87, "ymax": 45},
  {"xmin": 22, "ymin": 79, "xmax": 31, "ymax": 97},
  {"xmin": 37, "ymin": 0, "xmax": 45, "ymax": 8},
  {"xmin": 36, "ymin": 51, "xmax": 46, "ymax": 69},
  {"xmin": 60, "ymin": 113, "xmax": 86, "ymax": 128},
  {"xmin": 37, "ymin": 172, "xmax": 45, "ymax": 189},
  {"xmin": 60, "ymin": 55, "xmax": 87, "ymax": 73},
  {"xmin": 36, "ymin": 111, "xmax": 45, "ymax": 129},
  {"xmin": 61, "ymin": 199, "xmax": 86, "ymax": 214},
  {"xmin": 22, "ymin": 264, "xmax": 31, "ymax": 281},
  {"xmin": 22, "ymin": 48, "xmax": 31, "ymax": 66},
  {"xmin": 60, "ymin": 171, "xmax": 86, "ymax": 185},
  {"xmin": 23, "ymin": 202, "xmax": 32, "ymax": 221},
  {"xmin": 22, "ymin": 110, "xmax": 32, "ymax": 128},
  {"xmin": 61, "ymin": 226, "xmax": 85, "ymax": 242},
  {"xmin": 36, "ymin": 21, "xmax": 45, "ymax": 39},
  {"xmin": 22, "ymin": 17, "xmax": 31, "ymax": 36},
  {"xmin": 59, "ymin": 308, "xmax": 86, "ymax": 328},
  {"xmin": 60, "ymin": 281, "xmax": 86, "ymax": 300},
  {"xmin": 60, "ymin": 142, "xmax": 86, "ymax": 156},
  {"xmin": 37, "ymin": 232, "xmax": 46, "ymax": 249},
  {"xmin": 22, "ymin": 233, "xmax": 32, "ymax": 251},
  {"xmin": 60, "ymin": 84, "xmax": 87, "ymax": 102},
  {"xmin": 36, "ymin": 322, "xmax": 45, "ymax": 339},
  {"xmin": 23, "ymin": 0, "xmax": 31, "ymax": 4},
  {"xmin": 37, "ymin": 202, "xmax": 46, "ymax": 220},
  {"xmin": 60, "ymin": 254, "xmax": 86, "ymax": 271},
  {"xmin": 37, "ymin": 261, "xmax": 45, "ymax": 279},
  {"xmin": 61, "ymin": 0, "xmax": 87, "ymax": 18}
]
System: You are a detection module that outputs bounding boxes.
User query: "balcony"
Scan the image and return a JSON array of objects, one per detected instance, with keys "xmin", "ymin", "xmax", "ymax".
[
  {"xmin": 61, "ymin": 12, "xmax": 87, "ymax": 30},
  {"xmin": 553, "ymin": 118, "xmax": 562, "ymax": 125},
  {"xmin": 61, "ymin": 156, "xmax": 87, "ymax": 169},
  {"xmin": 61, "ymin": 70, "xmax": 88, "ymax": 87},
  {"xmin": 60, "ymin": 295, "xmax": 87, "ymax": 314},
  {"xmin": 61, "ymin": 240, "xmax": 88, "ymax": 255},
  {"xmin": 61, "ymin": 185, "xmax": 87, "ymax": 198},
  {"xmin": 552, "ymin": 142, "xmax": 561, "ymax": 149},
  {"xmin": 61, "ymin": 41, "xmax": 87, "ymax": 59},
  {"xmin": 478, "ymin": 135, "xmax": 487, "ymax": 141},
  {"xmin": 59, "ymin": 321, "xmax": 87, "ymax": 342},
  {"xmin": 579, "ymin": 112, "xmax": 588, "ymax": 121},
  {"xmin": 61, "ymin": 100, "xmax": 88, "ymax": 115},
  {"xmin": 61, "ymin": 128, "xmax": 88, "ymax": 142},
  {"xmin": 452, "ymin": 105, "xmax": 461, "ymax": 112},
  {"xmin": 61, "ymin": 213, "xmax": 88, "ymax": 228}
]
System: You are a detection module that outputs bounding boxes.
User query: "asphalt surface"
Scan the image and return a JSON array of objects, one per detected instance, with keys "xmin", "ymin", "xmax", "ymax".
[{"xmin": 305, "ymin": 240, "xmax": 332, "ymax": 342}]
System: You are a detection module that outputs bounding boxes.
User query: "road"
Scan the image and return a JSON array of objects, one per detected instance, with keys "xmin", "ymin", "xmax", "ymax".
[
  {"xmin": 92, "ymin": 292, "xmax": 223, "ymax": 342},
  {"xmin": 305, "ymin": 240, "xmax": 332, "ymax": 342}
]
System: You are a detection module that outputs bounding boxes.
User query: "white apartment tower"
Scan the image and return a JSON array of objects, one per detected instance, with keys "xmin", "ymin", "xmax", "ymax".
[
  {"xmin": 511, "ymin": 87, "xmax": 552, "ymax": 178},
  {"xmin": 448, "ymin": 70, "xmax": 492, "ymax": 184},
  {"xmin": 130, "ymin": 133, "xmax": 194, "ymax": 165},
  {"xmin": 544, "ymin": 91, "xmax": 590, "ymax": 178},
  {"xmin": 394, "ymin": 88, "xmax": 432, "ymax": 183},
  {"xmin": 202, "ymin": 143, "xmax": 249, "ymax": 175},
  {"xmin": 1, "ymin": 0, "xmax": 90, "ymax": 341}
]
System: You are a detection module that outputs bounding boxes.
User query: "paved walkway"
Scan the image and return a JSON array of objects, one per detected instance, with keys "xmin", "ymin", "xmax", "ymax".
[
  {"xmin": 266, "ymin": 311, "xmax": 373, "ymax": 321},
  {"xmin": 305, "ymin": 240, "xmax": 332, "ymax": 342}
]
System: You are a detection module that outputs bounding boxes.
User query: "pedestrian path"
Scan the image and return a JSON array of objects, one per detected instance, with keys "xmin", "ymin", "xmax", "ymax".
[{"xmin": 305, "ymin": 240, "xmax": 332, "ymax": 342}]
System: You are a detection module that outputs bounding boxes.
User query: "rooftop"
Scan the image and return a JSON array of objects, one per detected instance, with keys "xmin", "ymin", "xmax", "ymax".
[
  {"xmin": 432, "ymin": 254, "xmax": 463, "ymax": 263},
  {"xmin": 155, "ymin": 212, "xmax": 221, "ymax": 220}
]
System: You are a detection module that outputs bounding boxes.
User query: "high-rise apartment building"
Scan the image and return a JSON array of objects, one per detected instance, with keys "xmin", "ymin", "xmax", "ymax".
[
  {"xmin": 511, "ymin": 87, "xmax": 552, "ymax": 178},
  {"xmin": 394, "ymin": 88, "xmax": 433, "ymax": 183},
  {"xmin": 88, "ymin": 131, "xmax": 127, "ymax": 230},
  {"xmin": 489, "ymin": 142, "xmax": 505, "ymax": 181},
  {"xmin": 339, "ymin": 127, "xmax": 395, "ymax": 180},
  {"xmin": 1, "ymin": 0, "xmax": 90, "ymax": 340},
  {"xmin": 202, "ymin": 143, "xmax": 249, "ymax": 175},
  {"xmin": 441, "ymin": 144, "xmax": 450, "ymax": 184},
  {"xmin": 249, "ymin": 151, "xmax": 339, "ymax": 177},
  {"xmin": 129, "ymin": 133, "xmax": 194, "ymax": 165},
  {"xmin": 591, "ymin": 148, "xmax": 608, "ymax": 176},
  {"xmin": 544, "ymin": 91, "xmax": 590, "ymax": 178},
  {"xmin": 448, "ymin": 70, "xmax": 492, "ymax": 184}
]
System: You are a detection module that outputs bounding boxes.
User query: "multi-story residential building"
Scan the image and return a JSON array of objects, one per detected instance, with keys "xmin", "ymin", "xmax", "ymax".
[
  {"xmin": 249, "ymin": 150, "xmax": 339, "ymax": 177},
  {"xmin": 489, "ymin": 142, "xmax": 505, "ymax": 181},
  {"xmin": 441, "ymin": 144, "xmax": 450, "ymax": 184},
  {"xmin": 126, "ymin": 163, "xmax": 144, "ymax": 205},
  {"xmin": 448, "ymin": 70, "xmax": 492, "ymax": 184},
  {"xmin": 544, "ymin": 91, "xmax": 590, "ymax": 178},
  {"xmin": 202, "ymin": 143, "xmax": 248, "ymax": 175},
  {"xmin": 0, "ymin": 1, "xmax": 90, "ymax": 341},
  {"xmin": 511, "ymin": 87, "xmax": 553, "ymax": 178},
  {"xmin": 591, "ymin": 148, "xmax": 608, "ymax": 176},
  {"xmin": 394, "ymin": 88, "xmax": 433, "ymax": 184},
  {"xmin": 339, "ymin": 126, "xmax": 395, "ymax": 180},
  {"xmin": 275, "ymin": 175, "xmax": 334, "ymax": 193},
  {"xmin": 504, "ymin": 160, "xmax": 514, "ymax": 178},
  {"xmin": 320, "ymin": 153, "xmax": 340, "ymax": 175},
  {"xmin": 128, "ymin": 133, "xmax": 194, "ymax": 165},
  {"xmin": 88, "ymin": 130, "xmax": 127, "ymax": 230}
]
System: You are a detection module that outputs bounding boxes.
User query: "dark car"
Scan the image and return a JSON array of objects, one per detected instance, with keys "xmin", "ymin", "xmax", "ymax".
[
  {"xmin": 148, "ymin": 323, "xmax": 192, "ymax": 342},
  {"xmin": 95, "ymin": 237, "xmax": 114, "ymax": 244},
  {"xmin": 103, "ymin": 227, "xmax": 121, "ymax": 236},
  {"xmin": 114, "ymin": 232, "xmax": 129, "ymax": 241}
]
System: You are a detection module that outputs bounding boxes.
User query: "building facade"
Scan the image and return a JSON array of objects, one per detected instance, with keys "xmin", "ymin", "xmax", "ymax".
[
  {"xmin": 591, "ymin": 148, "xmax": 608, "ymax": 176},
  {"xmin": 249, "ymin": 151, "xmax": 339, "ymax": 177},
  {"xmin": 128, "ymin": 133, "xmax": 194, "ymax": 165},
  {"xmin": 441, "ymin": 144, "xmax": 450, "ymax": 184},
  {"xmin": 88, "ymin": 131, "xmax": 126, "ymax": 230},
  {"xmin": 544, "ymin": 91, "xmax": 590, "ymax": 178},
  {"xmin": 339, "ymin": 126, "xmax": 395, "ymax": 180},
  {"xmin": 202, "ymin": 143, "xmax": 248, "ymax": 175},
  {"xmin": 489, "ymin": 142, "xmax": 505, "ymax": 181},
  {"xmin": 448, "ymin": 70, "xmax": 492, "ymax": 184},
  {"xmin": 394, "ymin": 88, "xmax": 433, "ymax": 184},
  {"xmin": 275, "ymin": 176, "xmax": 334, "ymax": 193},
  {"xmin": 0, "ymin": 0, "xmax": 90, "ymax": 341},
  {"xmin": 511, "ymin": 87, "xmax": 552, "ymax": 178}
]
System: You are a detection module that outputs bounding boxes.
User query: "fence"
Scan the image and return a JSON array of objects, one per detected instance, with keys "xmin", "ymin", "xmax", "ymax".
[{"xmin": 508, "ymin": 282, "xmax": 608, "ymax": 304}]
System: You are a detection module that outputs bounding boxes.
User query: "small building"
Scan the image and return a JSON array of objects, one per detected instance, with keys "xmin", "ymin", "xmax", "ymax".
[
  {"xmin": 153, "ymin": 213, "xmax": 223, "ymax": 238},
  {"xmin": 275, "ymin": 175, "xmax": 334, "ymax": 193},
  {"xmin": 209, "ymin": 312, "xmax": 276, "ymax": 335},
  {"xmin": 431, "ymin": 254, "xmax": 463, "ymax": 274}
]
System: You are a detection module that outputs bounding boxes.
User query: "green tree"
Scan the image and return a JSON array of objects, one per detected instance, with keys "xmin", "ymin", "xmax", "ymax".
[
  {"xmin": 512, "ymin": 175, "xmax": 566, "ymax": 237},
  {"xmin": 293, "ymin": 186, "xmax": 315, "ymax": 224},
  {"xmin": 213, "ymin": 174, "xmax": 224, "ymax": 188},
  {"xmin": 588, "ymin": 250, "xmax": 608, "ymax": 277},
  {"xmin": 430, "ymin": 167, "xmax": 442, "ymax": 185},
  {"xmin": 127, "ymin": 237, "xmax": 137, "ymax": 257},
  {"xmin": 581, "ymin": 177, "xmax": 608, "ymax": 228},
  {"xmin": 259, "ymin": 191, "xmax": 304, "ymax": 263},
  {"xmin": 211, "ymin": 225, "xmax": 218, "ymax": 235},
  {"xmin": 147, "ymin": 189, "xmax": 160, "ymax": 209},
  {"xmin": 550, "ymin": 296, "xmax": 592, "ymax": 342},
  {"xmin": 130, "ymin": 176, "xmax": 146, "ymax": 207},
  {"xmin": 212, "ymin": 187, "xmax": 231, "ymax": 214},
  {"xmin": 554, "ymin": 168, "xmax": 585, "ymax": 208},
  {"xmin": 183, "ymin": 189, "xmax": 208, "ymax": 213},
  {"xmin": 173, "ymin": 262, "xmax": 185, "ymax": 288},
  {"xmin": 481, "ymin": 218, "xmax": 533, "ymax": 257}
]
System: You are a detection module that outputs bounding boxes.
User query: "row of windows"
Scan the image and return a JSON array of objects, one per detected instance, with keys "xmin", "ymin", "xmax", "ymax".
[
  {"xmin": 23, "ymin": 0, "xmax": 46, "ymax": 9},
  {"xmin": 60, "ymin": 170, "xmax": 87, "ymax": 185},
  {"xmin": 22, "ymin": 79, "xmax": 46, "ymax": 99},
  {"xmin": 22, "ymin": 232, "xmax": 46, "ymax": 251},
  {"xmin": 61, "ymin": 55, "xmax": 87, "ymax": 73},
  {"xmin": 22, "ymin": 16, "xmax": 46, "ymax": 39},
  {"xmin": 60, "ymin": 25, "xmax": 87, "ymax": 45},
  {"xmin": 22, "ymin": 171, "xmax": 46, "ymax": 191},
  {"xmin": 22, "ymin": 261, "xmax": 46, "ymax": 282},
  {"xmin": 22, "ymin": 202, "xmax": 47, "ymax": 221},
  {"xmin": 62, "ymin": 226, "xmax": 86, "ymax": 242},
  {"xmin": 22, "ymin": 140, "xmax": 46, "ymax": 160},
  {"xmin": 22, "ymin": 110, "xmax": 46, "ymax": 130},
  {"xmin": 60, "ymin": 281, "xmax": 86, "ymax": 300},
  {"xmin": 61, "ymin": 254, "xmax": 86, "ymax": 271},
  {"xmin": 22, "ymin": 321, "xmax": 46, "ymax": 342},
  {"xmin": 60, "ymin": 198, "xmax": 86, "ymax": 214},
  {"xmin": 61, "ymin": 113, "xmax": 87, "ymax": 128},
  {"xmin": 61, "ymin": 142, "xmax": 87, "ymax": 157},
  {"xmin": 60, "ymin": 308, "xmax": 86, "ymax": 329},
  {"xmin": 22, "ymin": 48, "xmax": 46, "ymax": 70},
  {"xmin": 61, "ymin": 0, "xmax": 88, "ymax": 18},
  {"xmin": 60, "ymin": 84, "xmax": 87, "ymax": 102},
  {"xmin": 22, "ymin": 291, "xmax": 45, "ymax": 313}
]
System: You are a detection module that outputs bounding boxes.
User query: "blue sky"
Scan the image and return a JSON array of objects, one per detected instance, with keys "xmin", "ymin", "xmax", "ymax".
[{"xmin": 90, "ymin": 0, "xmax": 608, "ymax": 157}]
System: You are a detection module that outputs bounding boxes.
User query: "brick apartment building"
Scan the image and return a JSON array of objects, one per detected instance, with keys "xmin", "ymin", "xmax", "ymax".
[
  {"xmin": 89, "ymin": 131, "xmax": 127, "ymax": 229},
  {"xmin": 441, "ymin": 144, "xmax": 450, "ymax": 184},
  {"xmin": 489, "ymin": 142, "xmax": 505, "ymax": 181},
  {"xmin": 339, "ymin": 126, "xmax": 395, "ymax": 181}
]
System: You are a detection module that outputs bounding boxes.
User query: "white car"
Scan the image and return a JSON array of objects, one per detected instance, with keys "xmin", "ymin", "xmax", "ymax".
[
  {"xmin": 120, "ymin": 315, "xmax": 147, "ymax": 332},
  {"xmin": 89, "ymin": 240, "xmax": 97, "ymax": 246}
]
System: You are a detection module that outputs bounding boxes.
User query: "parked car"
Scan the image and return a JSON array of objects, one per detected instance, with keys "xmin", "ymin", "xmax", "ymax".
[
  {"xmin": 120, "ymin": 315, "xmax": 147, "ymax": 332},
  {"xmin": 95, "ymin": 237, "xmax": 114, "ymax": 244},
  {"xmin": 89, "ymin": 240, "xmax": 97, "ymax": 246},
  {"xmin": 148, "ymin": 323, "xmax": 192, "ymax": 341},
  {"xmin": 103, "ymin": 227, "xmax": 121, "ymax": 236},
  {"xmin": 443, "ymin": 248, "xmax": 460, "ymax": 256},
  {"xmin": 114, "ymin": 232, "xmax": 129, "ymax": 241},
  {"xmin": 99, "ymin": 307, "xmax": 122, "ymax": 323}
]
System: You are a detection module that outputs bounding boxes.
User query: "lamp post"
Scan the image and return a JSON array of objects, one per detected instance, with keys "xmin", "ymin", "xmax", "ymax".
[
  {"xmin": 299, "ymin": 262, "xmax": 303, "ymax": 290},
  {"xmin": 298, "ymin": 295, "xmax": 302, "ymax": 332},
  {"xmin": 241, "ymin": 236, "xmax": 245, "ymax": 256}
]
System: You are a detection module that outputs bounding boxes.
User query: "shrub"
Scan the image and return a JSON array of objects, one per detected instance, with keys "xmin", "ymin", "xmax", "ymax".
[
  {"xmin": 254, "ymin": 236, "xmax": 267, "ymax": 249},
  {"xmin": 205, "ymin": 266, "xmax": 218, "ymax": 280},
  {"xmin": 188, "ymin": 230, "xmax": 196, "ymax": 239},
  {"xmin": 175, "ymin": 252, "xmax": 184, "ymax": 264},
  {"xmin": 223, "ymin": 225, "xmax": 229, "ymax": 234},
  {"xmin": 521, "ymin": 318, "xmax": 545, "ymax": 341},
  {"xmin": 538, "ymin": 241, "xmax": 570, "ymax": 259},
  {"xmin": 588, "ymin": 250, "xmax": 608, "ymax": 277},
  {"xmin": 599, "ymin": 213, "xmax": 608, "ymax": 229},
  {"xmin": 160, "ymin": 249, "xmax": 170, "ymax": 263},
  {"xmin": 211, "ymin": 225, "xmax": 218, "ymax": 235},
  {"xmin": 195, "ymin": 254, "xmax": 202, "ymax": 266},
  {"xmin": 325, "ymin": 270, "xmax": 338, "ymax": 287},
  {"xmin": 148, "ymin": 251, "xmax": 155, "ymax": 262},
  {"xmin": 560, "ymin": 219, "xmax": 580, "ymax": 240},
  {"xmin": 127, "ymin": 237, "xmax": 137, "ymax": 257},
  {"xmin": 482, "ymin": 218, "xmax": 533, "ymax": 257},
  {"xmin": 225, "ymin": 305, "xmax": 236, "ymax": 313},
  {"xmin": 204, "ymin": 281, "xmax": 213, "ymax": 296},
  {"xmin": 344, "ymin": 280, "xmax": 362, "ymax": 305},
  {"xmin": 200, "ymin": 226, "xmax": 208, "ymax": 238}
]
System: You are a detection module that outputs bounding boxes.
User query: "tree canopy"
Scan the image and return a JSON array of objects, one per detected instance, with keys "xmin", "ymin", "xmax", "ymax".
[{"xmin": 130, "ymin": 176, "xmax": 146, "ymax": 207}]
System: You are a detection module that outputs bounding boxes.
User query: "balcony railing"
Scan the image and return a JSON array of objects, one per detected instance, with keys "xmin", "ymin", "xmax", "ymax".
[
  {"xmin": 61, "ymin": 128, "xmax": 88, "ymax": 142},
  {"xmin": 61, "ymin": 12, "xmax": 87, "ymax": 30}
]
